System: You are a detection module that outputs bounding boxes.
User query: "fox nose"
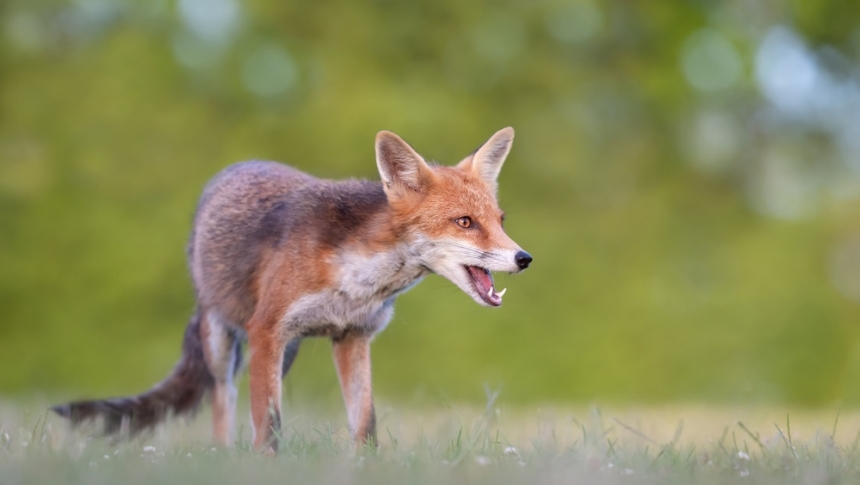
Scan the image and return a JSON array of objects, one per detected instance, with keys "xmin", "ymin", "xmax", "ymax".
[{"xmin": 515, "ymin": 250, "xmax": 532, "ymax": 270}]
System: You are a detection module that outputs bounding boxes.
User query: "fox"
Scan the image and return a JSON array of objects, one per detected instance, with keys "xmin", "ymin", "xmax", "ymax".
[{"xmin": 52, "ymin": 127, "xmax": 532, "ymax": 452}]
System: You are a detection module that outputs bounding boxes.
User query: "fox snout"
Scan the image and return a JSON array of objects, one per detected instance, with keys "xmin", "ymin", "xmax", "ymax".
[{"xmin": 514, "ymin": 250, "xmax": 533, "ymax": 270}]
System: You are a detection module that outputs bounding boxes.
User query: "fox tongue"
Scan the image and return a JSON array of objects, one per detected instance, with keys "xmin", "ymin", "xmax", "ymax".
[{"xmin": 467, "ymin": 266, "xmax": 493, "ymax": 294}]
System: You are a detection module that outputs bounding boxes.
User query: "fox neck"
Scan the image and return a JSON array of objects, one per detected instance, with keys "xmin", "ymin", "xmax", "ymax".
[{"xmin": 332, "ymin": 210, "xmax": 432, "ymax": 303}]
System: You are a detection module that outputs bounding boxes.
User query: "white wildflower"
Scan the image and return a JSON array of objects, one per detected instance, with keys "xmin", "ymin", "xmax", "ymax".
[
  {"xmin": 737, "ymin": 451, "xmax": 750, "ymax": 461},
  {"xmin": 503, "ymin": 446, "xmax": 518, "ymax": 455},
  {"xmin": 103, "ymin": 455, "xmax": 110, "ymax": 460},
  {"xmin": 143, "ymin": 445, "xmax": 156, "ymax": 453},
  {"xmin": 474, "ymin": 455, "xmax": 491, "ymax": 466},
  {"xmin": 740, "ymin": 469, "xmax": 750, "ymax": 477}
]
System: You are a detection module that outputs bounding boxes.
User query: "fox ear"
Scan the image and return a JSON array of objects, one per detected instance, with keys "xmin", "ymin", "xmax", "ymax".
[
  {"xmin": 376, "ymin": 131, "xmax": 434, "ymax": 199},
  {"xmin": 458, "ymin": 127, "xmax": 514, "ymax": 192}
]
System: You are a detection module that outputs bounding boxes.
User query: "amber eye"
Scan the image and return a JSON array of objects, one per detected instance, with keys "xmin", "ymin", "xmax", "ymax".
[{"xmin": 455, "ymin": 216, "xmax": 472, "ymax": 228}]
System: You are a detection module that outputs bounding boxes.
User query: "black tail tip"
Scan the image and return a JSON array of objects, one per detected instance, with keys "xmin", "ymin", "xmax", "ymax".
[{"xmin": 50, "ymin": 404, "xmax": 72, "ymax": 418}]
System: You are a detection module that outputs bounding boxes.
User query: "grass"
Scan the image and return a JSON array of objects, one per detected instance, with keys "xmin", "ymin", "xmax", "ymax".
[{"xmin": 2, "ymin": 395, "xmax": 860, "ymax": 484}]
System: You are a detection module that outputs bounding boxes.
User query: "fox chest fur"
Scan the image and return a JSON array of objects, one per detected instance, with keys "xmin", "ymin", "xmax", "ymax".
[{"xmin": 283, "ymin": 243, "xmax": 430, "ymax": 337}]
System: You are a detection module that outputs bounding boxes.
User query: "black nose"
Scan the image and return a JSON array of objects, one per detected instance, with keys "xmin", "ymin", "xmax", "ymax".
[{"xmin": 515, "ymin": 250, "xmax": 532, "ymax": 270}]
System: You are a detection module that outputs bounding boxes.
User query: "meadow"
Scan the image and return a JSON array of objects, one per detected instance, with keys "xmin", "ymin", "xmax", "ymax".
[
  {"xmin": 4, "ymin": 1, "xmax": 860, "ymax": 484},
  {"xmin": 2, "ymin": 397, "xmax": 858, "ymax": 485}
]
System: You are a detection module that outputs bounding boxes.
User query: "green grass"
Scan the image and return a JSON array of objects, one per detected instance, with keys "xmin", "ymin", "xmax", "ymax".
[{"xmin": 3, "ymin": 397, "xmax": 860, "ymax": 484}]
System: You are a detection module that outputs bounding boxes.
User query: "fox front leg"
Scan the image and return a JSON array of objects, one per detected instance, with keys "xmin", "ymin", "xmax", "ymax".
[
  {"xmin": 247, "ymin": 317, "xmax": 289, "ymax": 452},
  {"xmin": 332, "ymin": 333, "xmax": 377, "ymax": 447}
]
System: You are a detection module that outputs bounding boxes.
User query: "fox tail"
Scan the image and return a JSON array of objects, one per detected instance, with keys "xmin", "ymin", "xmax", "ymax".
[{"xmin": 51, "ymin": 310, "xmax": 214, "ymax": 437}]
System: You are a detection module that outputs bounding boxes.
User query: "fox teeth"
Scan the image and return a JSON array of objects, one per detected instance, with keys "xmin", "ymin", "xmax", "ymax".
[
  {"xmin": 487, "ymin": 287, "xmax": 494, "ymax": 297},
  {"xmin": 496, "ymin": 288, "xmax": 506, "ymax": 298}
]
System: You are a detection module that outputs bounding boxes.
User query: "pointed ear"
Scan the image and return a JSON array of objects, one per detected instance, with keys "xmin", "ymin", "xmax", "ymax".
[
  {"xmin": 458, "ymin": 127, "xmax": 514, "ymax": 192},
  {"xmin": 375, "ymin": 131, "xmax": 435, "ymax": 199}
]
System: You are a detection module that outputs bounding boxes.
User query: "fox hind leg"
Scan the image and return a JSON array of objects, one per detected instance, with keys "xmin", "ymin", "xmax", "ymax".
[
  {"xmin": 201, "ymin": 310, "xmax": 242, "ymax": 446},
  {"xmin": 281, "ymin": 338, "xmax": 301, "ymax": 378}
]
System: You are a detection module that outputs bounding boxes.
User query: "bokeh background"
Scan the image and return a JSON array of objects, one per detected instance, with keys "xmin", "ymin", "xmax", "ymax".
[{"xmin": 3, "ymin": 0, "xmax": 860, "ymax": 409}]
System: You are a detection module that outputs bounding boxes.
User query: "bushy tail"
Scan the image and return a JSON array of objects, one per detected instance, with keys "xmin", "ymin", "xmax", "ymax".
[{"xmin": 51, "ymin": 310, "xmax": 214, "ymax": 437}]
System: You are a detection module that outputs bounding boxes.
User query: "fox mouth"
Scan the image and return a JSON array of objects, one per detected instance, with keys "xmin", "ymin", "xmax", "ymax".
[{"xmin": 464, "ymin": 265, "xmax": 506, "ymax": 307}]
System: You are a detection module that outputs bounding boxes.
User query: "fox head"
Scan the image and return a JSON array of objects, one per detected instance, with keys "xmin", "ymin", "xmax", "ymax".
[{"xmin": 375, "ymin": 127, "xmax": 532, "ymax": 307}]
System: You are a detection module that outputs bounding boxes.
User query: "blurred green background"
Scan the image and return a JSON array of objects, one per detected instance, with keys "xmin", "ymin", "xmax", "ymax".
[{"xmin": 3, "ymin": 0, "xmax": 860, "ymax": 408}]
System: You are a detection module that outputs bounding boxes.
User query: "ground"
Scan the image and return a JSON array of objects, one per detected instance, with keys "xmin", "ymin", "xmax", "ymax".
[{"xmin": 1, "ymin": 397, "xmax": 859, "ymax": 485}]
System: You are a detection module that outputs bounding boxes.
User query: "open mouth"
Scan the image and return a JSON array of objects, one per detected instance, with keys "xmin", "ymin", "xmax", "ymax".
[{"xmin": 465, "ymin": 265, "xmax": 506, "ymax": 306}]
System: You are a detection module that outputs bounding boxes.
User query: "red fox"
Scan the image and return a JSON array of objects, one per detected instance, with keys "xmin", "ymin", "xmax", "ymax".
[{"xmin": 52, "ymin": 127, "xmax": 532, "ymax": 451}]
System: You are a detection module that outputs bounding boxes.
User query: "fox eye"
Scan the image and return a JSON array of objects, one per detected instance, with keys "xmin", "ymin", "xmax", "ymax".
[{"xmin": 455, "ymin": 216, "xmax": 473, "ymax": 228}]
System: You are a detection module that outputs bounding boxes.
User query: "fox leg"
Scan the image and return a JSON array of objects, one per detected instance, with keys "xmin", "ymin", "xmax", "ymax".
[
  {"xmin": 247, "ymin": 315, "xmax": 288, "ymax": 451},
  {"xmin": 332, "ymin": 333, "xmax": 376, "ymax": 447},
  {"xmin": 281, "ymin": 338, "xmax": 302, "ymax": 378},
  {"xmin": 200, "ymin": 311, "xmax": 241, "ymax": 446}
]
